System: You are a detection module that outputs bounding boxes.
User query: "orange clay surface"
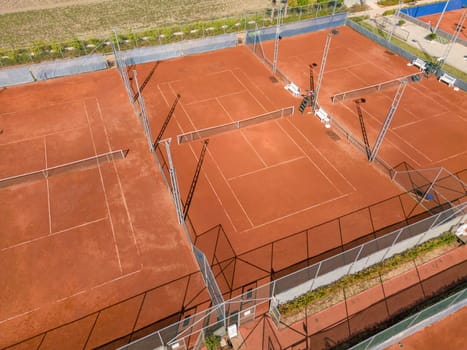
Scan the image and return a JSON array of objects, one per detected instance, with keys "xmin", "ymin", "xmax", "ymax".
[
  {"xmin": 1, "ymin": 24, "xmax": 466, "ymax": 349},
  {"xmin": 0, "ymin": 71, "xmax": 202, "ymax": 349},
  {"xmin": 418, "ymin": 8, "xmax": 467, "ymax": 38},
  {"xmin": 385, "ymin": 306, "xmax": 467, "ymax": 350},
  {"xmin": 262, "ymin": 26, "xmax": 467, "ymax": 173}
]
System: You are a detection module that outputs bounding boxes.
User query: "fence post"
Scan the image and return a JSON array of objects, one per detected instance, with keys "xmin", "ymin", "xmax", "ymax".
[
  {"xmin": 309, "ymin": 261, "xmax": 322, "ymax": 292},
  {"xmin": 349, "ymin": 244, "xmax": 364, "ymax": 274}
]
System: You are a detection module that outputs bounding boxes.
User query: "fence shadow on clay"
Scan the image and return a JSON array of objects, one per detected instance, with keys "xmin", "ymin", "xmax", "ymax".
[{"xmin": 192, "ymin": 169, "xmax": 466, "ymax": 302}]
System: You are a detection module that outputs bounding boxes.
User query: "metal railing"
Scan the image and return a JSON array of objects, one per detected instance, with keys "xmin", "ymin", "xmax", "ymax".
[
  {"xmin": 117, "ymin": 202, "xmax": 466, "ymax": 350},
  {"xmin": 350, "ymin": 287, "xmax": 467, "ymax": 350}
]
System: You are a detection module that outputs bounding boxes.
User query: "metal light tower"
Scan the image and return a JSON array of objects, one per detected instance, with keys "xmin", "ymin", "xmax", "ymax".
[
  {"xmin": 439, "ymin": 9, "xmax": 466, "ymax": 68},
  {"xmin": 272, "ymin": 3, "xmax": 283, "ymax": 74},
  {"xmin": 369, "ymin": 80, "xmax": 408, "ymax": 162},
  {"xmin": 388, "ymin": 0, "xmax": 403, "ymax": 42},
  {"xmin": 313, "ymin": 29, "xmax": 339, "ymax": 111},
  {"xmin": 133, "ymin": 70, "xmax": 155, "ymax": 153},
  {"xmin": 434, "ymin": 0, "xmax": 451, "ymax": 34},
  {"xmin": 161, "ymin": 138, "xmax": 185, "ymax": 224}
]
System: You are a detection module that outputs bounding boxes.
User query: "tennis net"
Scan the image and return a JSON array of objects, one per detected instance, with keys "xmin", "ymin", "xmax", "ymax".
[
  {"xmin": 177, "ymin": 106, "xmax": 294, "ymax": 144},
  {"xmin": 0, "ymin": 149, "xmax": 129, "ymax": 189},
  {"xmin": 331, "ymin": 73, "xmax": 422, "ymax": 103}
]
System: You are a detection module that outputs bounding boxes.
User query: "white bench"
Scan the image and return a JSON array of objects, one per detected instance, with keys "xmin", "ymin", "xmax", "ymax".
[
  {"xmin": 412, "ymin": 58, "xmax": 427, "ymax": 71},
  {"xmin": 315, "ymin": 107, "xmax": 331, "ymax": 128},
  {"xmin": 284, "ymin": 82, "xmax": 300, "ymax": 97},
  {"xmin": 439, "ymin": 73, "xmax": 456, "ymax": 87}
]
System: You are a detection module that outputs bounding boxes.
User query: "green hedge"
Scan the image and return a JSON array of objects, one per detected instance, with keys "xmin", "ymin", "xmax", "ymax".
[{"xmin": 278, "ymin": 232, "xmax": 457, "ymax": 316}]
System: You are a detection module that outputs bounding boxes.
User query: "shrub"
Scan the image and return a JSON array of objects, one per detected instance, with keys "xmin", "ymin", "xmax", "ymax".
[
  {"xmin": 204, "ymin": 334, "xmax": 221, "ymax": 350},
  {"xmin": 278, "ymin": 233, "xmax": 457, "ymax": 317},
  {"xmin": 382, "ymin": 9, "xmax": 396, "ymax": 16}
]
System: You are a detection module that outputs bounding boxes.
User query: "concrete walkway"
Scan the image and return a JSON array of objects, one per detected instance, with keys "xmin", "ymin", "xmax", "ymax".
[{"xmin": 345, "ymin": 0, "xmax": 467, "ymax": 73}]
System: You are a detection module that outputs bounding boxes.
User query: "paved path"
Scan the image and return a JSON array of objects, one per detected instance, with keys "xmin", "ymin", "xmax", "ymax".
[{"xmin": 345, "ymin": 1, "xmax": 467, "ymax": 73}]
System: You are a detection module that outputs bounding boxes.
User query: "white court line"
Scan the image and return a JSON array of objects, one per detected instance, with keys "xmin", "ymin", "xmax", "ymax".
[
  {"xmin": 0, "ymin": 307, "xmax": 41, "ymax": 325},
  {"xmin": 338, "ymin": 101, "xmax": 428, "ymax": 166},
  {"xmin": 162, "ymin": 84, "xmax": 244, "ymax": 231},
  {"xmin": 280, "ymin": 118, "xmax": 357, "ymax": 193},
  {"xmin": 231, "ymin": 68, "xmax": 268, "ymax": 112},
  {"xmin": 0, "ymin": 97, "xmax": 93, "ymax": 118},
  {"xmin": 84, "ymin": 101, "xmax": 123, "ymax": 274},
  {"xmin": 95, "ymin": 99, "xmax": 142, "ymax": 265},
  {"xmin": 184, "ymin": 90, "xmax": 246, "ymax": 106},
  {"xmin": 227, "ymin": 156, "xmax": 307, "ymax": 181},
  {"xmin": 204, "ymin": 146, "xmax": 255, "ymax": 230},
  {"xmin": 216, "ymin": 97, "xmax": 269, "ymax": 168},
  {"xmin": 243, "ymin": 193, "xmax": 351, "ymax": 232},
  {"xmin": 231, "ymin": 67, "xmax": 276, "ymax": 109},
  {"xmin": 1, "ymin": 217, "xmax": 108, "ymax": 252},
  {"xmin": 0, "ymin": 269, "xmax": 142, "ymax": 325},
  {"xmin": 430, "ymin": 149, "xmax": 467, "ymax": 166},
  {"xmin": 43, "ymin": 137, "xmax": 52, "ymax": 235},
  {"xmin": 0, "ymin": 125, "xmax": 89, "ymax": 147}
]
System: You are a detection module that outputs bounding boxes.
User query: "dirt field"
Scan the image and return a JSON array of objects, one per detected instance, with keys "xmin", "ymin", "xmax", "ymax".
[
  {"xmin": 0, "ymin": 0, "xmax": 105, "ymax": 13},
  {"xmin": 0, "ymin": 0, "xmax": 270, "ymax": 47}
]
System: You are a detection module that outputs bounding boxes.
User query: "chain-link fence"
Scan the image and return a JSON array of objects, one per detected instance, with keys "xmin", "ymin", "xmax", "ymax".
[
  {"xmin": 272, "ymin": 202, "xmax": 466, "ymax": 304},
  {"xmin": 350, "ymin": 287, "xmax": 467, "ymax": 350},
  {"xmin": 116, "ymin": 201, "xmax": 466, "ymax": 350},
  {"xmin": 0, "ymin": 53, "xmax": 108, "ymax": 87},
  {"xmin": 120, "ymin": 33, "xmax": 238, "ymax": 66},
  {"xmin": 346, "ymin": 19, "xmax": 467, "ymax": 92},
  {"xmin": 398, "ymin": 12, "xmax": 467, "ymax": 46},
  {"xmin": 245, "ymin": 13, "xmax": 346, "ymax": 84},
  {"xmin": 374, "ymin": 15, "xmax": 410, "ymax": 41},
  {"xmin": 392, "ymin": 163, "xmax": 467, "ymax": 217}
]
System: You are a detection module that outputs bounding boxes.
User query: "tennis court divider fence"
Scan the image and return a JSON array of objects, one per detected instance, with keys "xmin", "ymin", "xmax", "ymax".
[
  {"xmin": 116, "ymin": 201, "xmax": 466, "ymax": 350},
  {"xmin": 349, "ymin": 287, "xmax": 467, "ymax": 350}
]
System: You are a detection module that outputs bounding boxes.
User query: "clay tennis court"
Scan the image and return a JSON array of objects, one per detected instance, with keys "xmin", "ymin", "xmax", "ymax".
[
  {"xmin": 385, "ymin": 305, "xmax": 467, "ymax": 350},
  {"xmin": 418, "ymin": 8, "xmax": 467, "ymax": 37},
  {"xmin": 134, "ymin": 43, "xmax": 410, "ymax": 259},
  {"xmin": 1, "ymin": 22, "xmax": 465, "ymax": 349},
  {"xmin": 262, "ymin": 26, "xmax": 467, "ymax": 173},
  {"xmin": 0, "ymin": 71, "xmax": 206, "ymax": 349}
]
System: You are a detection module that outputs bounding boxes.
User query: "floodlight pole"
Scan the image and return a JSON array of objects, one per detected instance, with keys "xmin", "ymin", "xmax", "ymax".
[
  {"xmin": 369, "ymin": 80, "xmax": 408, "ymax": 162},
  {"xmin": 313, "ymin": 29, "xmax": 339, "ymax": 112},
  {"xmin": 133, "ymin": 70, "xmax": 155, "ymax": 153},
  {"xmin": 161, "ymin": 138, "xmax": 185, "ymax": 224},
  {"xmin": 272, "ymin": 4, "xmax": 283, "ymax": 74},
  {"xmin": 388, "ymin": 0, "xmax": 403, "ymax": 42},
  {"xmin": 439, "ymin": 9, "xmax": 466, "ymax": 68},
  {"xmin": 433, "ymin": 0, "xmax": 451, "ymax": 34}
]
